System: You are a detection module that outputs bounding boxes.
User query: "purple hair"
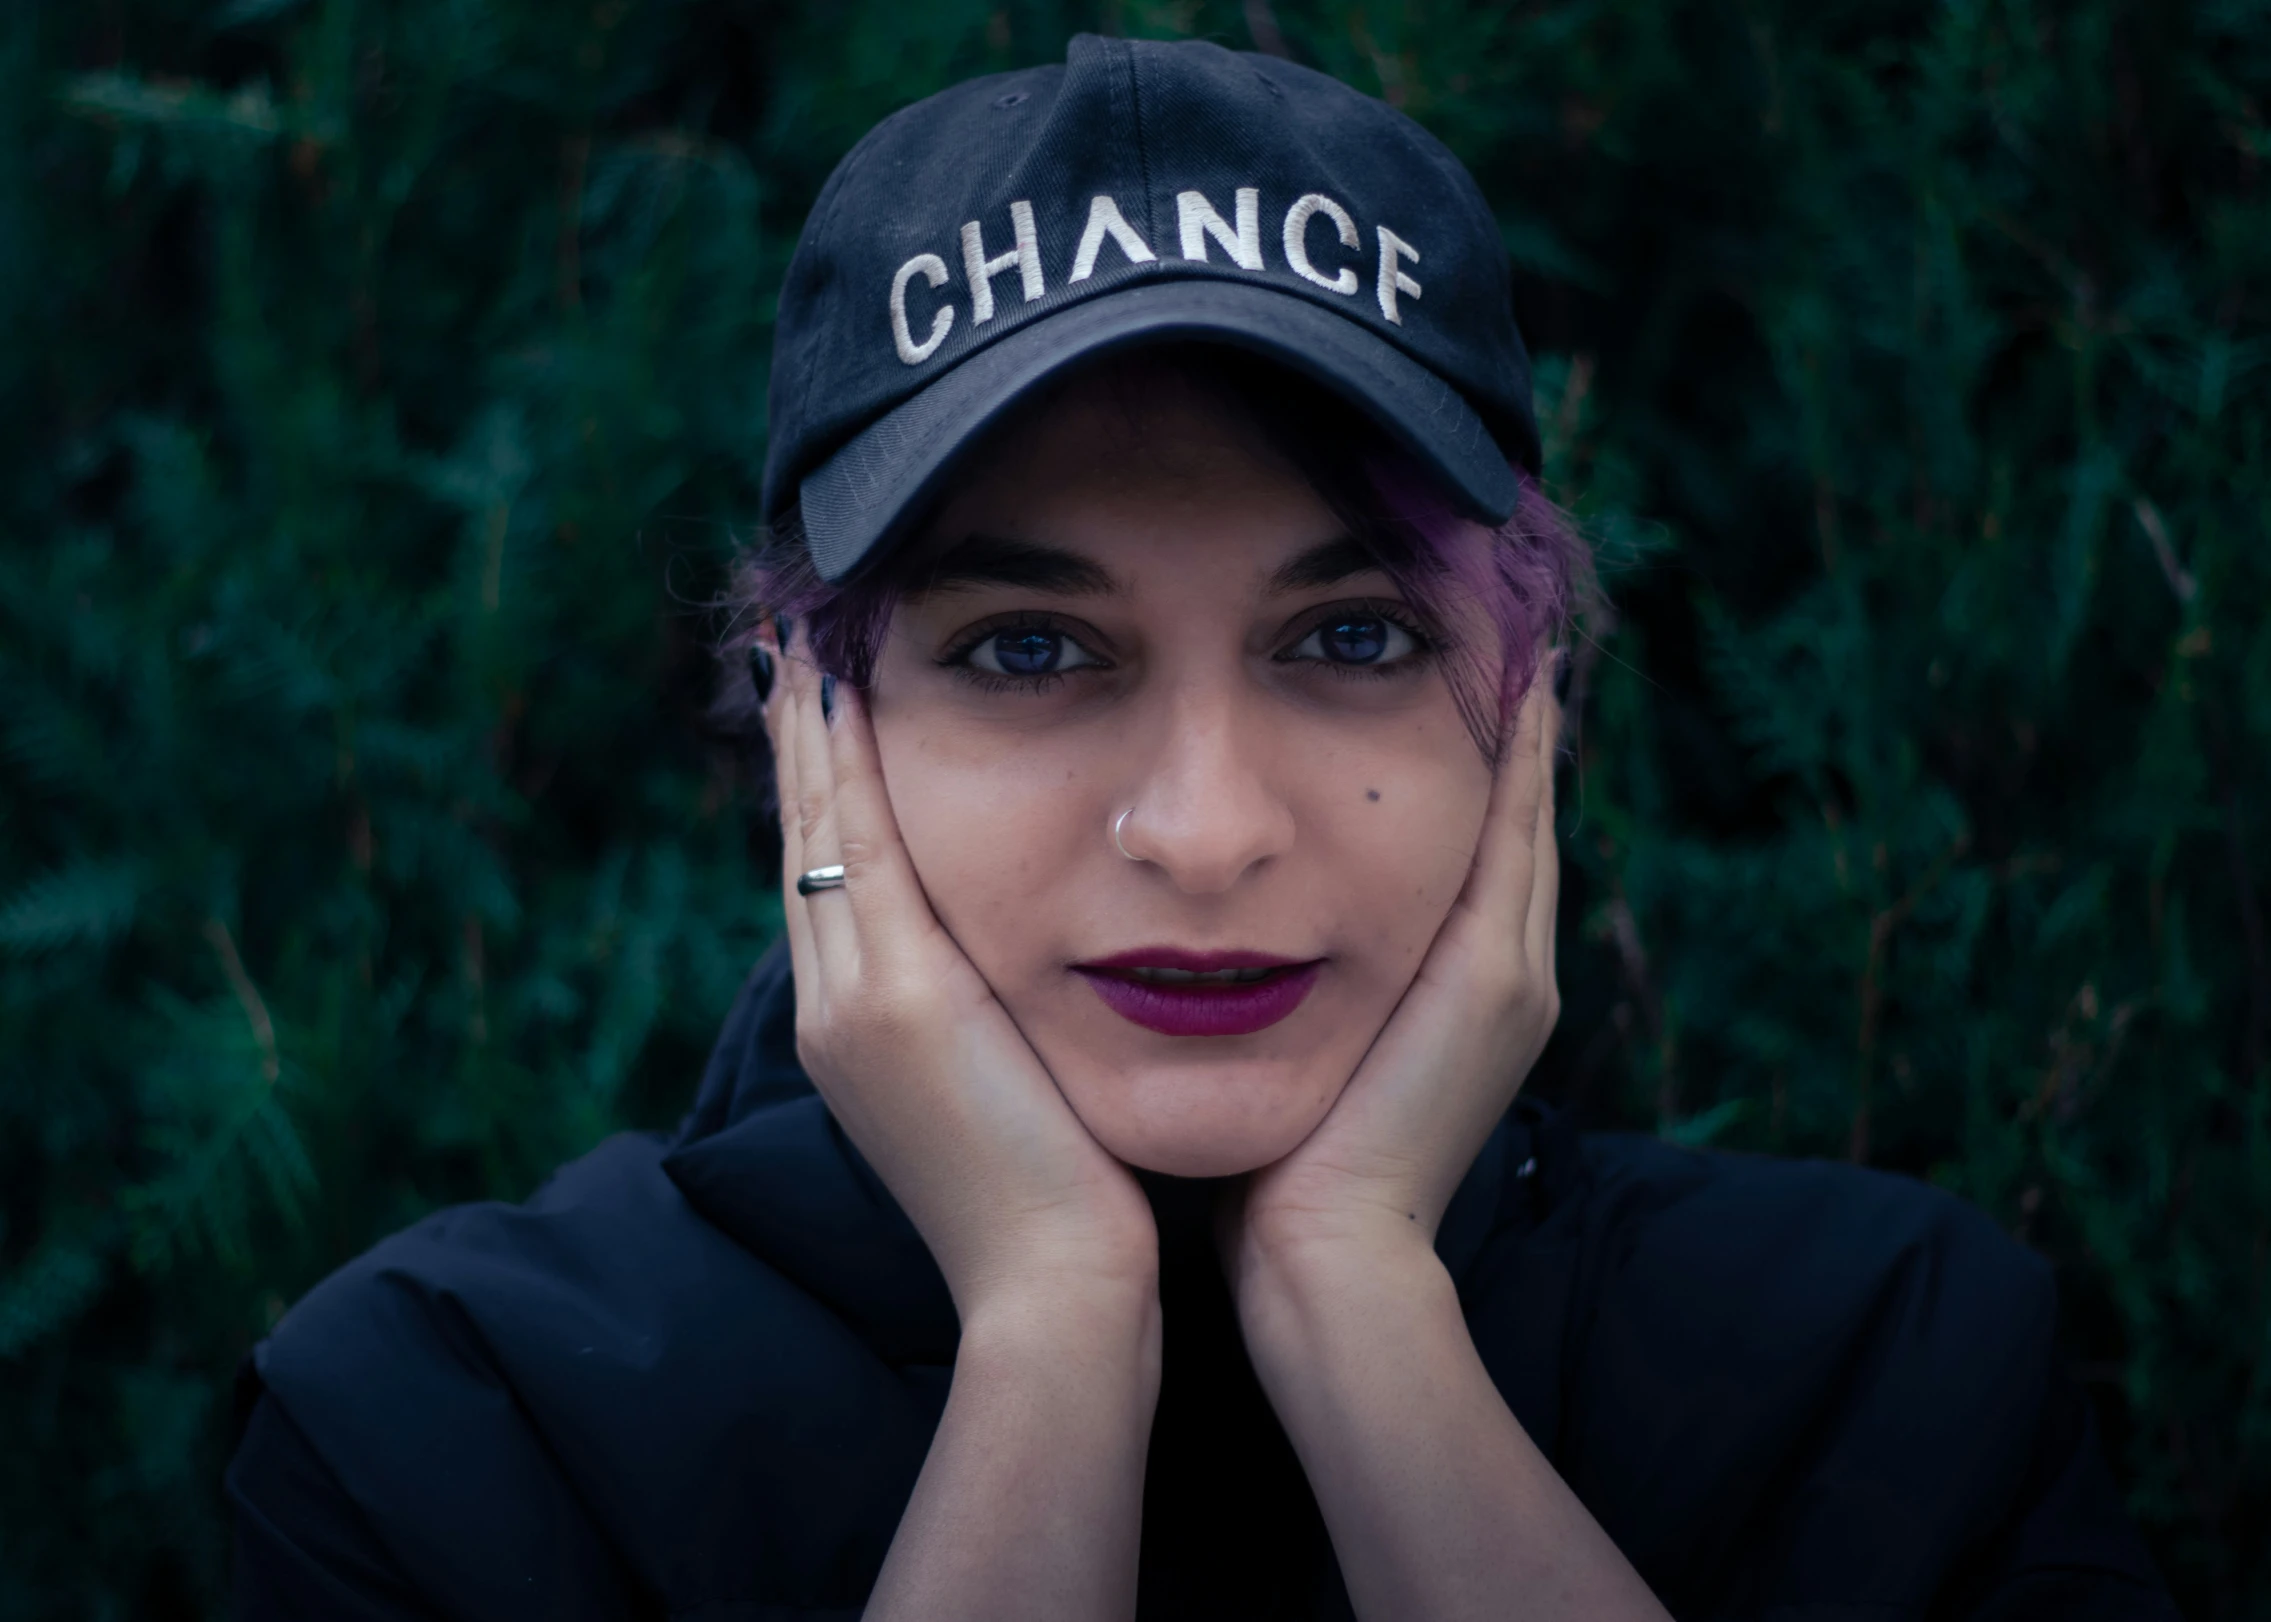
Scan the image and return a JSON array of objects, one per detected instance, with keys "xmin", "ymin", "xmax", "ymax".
[{"xmin": 719, "ymin": 348, "xmax": 1588, "ymax": 767}]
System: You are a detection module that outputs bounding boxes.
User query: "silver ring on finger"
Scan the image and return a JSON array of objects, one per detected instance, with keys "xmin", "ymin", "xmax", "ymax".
[{"xmin": 795, "ymin": 864, "xmax": 847, "ymax": 897}]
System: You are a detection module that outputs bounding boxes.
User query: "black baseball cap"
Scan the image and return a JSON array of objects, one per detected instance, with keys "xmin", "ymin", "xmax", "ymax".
[{"xmin": 763, "ymin": 33, "xmax": 1541, "ymax": 581}]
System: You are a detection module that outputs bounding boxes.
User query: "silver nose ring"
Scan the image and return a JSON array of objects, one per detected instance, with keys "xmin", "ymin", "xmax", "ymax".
[{"xmin": 1112, "ymin": 808, "xmax": 1139, "ymax": 862}]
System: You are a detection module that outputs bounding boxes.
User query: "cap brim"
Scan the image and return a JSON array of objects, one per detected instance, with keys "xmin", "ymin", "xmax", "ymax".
[{"xmin": 796, "ymin": 278, "xmax": 1522, "ymax": 581}]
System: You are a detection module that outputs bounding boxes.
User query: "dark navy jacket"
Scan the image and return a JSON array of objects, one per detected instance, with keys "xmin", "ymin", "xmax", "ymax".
[{"xmin": 229, "ymin": 946, "xmax": 2177, "ymax": 1620}]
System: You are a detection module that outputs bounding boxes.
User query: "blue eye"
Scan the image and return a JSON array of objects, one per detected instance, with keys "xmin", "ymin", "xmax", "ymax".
[
  {"xmin": 1287, "ymin": 613, "xmax": 1419, "ymax": 667},
  {"xmin": 1323, "ymin": 617, "xmax": 1388, "ymax": 662},
  {"xmin": 964, "ymin": 627, "xmax": 1103, "ymax": 678},
  {"xmin": 994, "ymin": 631, "xmax": 1061, "ymax": 674}
]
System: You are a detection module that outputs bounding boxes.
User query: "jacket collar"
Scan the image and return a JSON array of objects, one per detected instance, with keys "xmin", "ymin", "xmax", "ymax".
[
  {"xmin": 662, "ymin": 945, "xmax": 959, "ymax": 1365},
  {"xmin": 661, "ymin": 943, "xmax": 1548, "ymax": 1365}
]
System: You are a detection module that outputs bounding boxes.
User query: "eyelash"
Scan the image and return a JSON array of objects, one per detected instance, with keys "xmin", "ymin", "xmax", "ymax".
[
  {"xmin": 937, "ymin": 612, "xmax": 1112, "ymax": 693},
  {"xmin": 936, "ymin": 599, "xmax": 1438, "ymax": 693},
  {"xmin": 1276, "ymin": 599, "xmax": 1438, "ymax": 681}
]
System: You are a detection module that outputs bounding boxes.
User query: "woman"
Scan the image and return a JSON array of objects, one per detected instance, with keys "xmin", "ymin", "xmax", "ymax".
[{"xmin": 229, "ymin": 35, "xmax": 2176, "ymax": 1622}]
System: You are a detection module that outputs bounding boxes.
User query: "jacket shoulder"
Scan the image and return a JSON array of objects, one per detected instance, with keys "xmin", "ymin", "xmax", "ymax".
[
  {"xmin": 1578, "ymin": 1130, "xmax": 2055, "ymax": 1345},
  {"xmin": 246, "ymin": 1132, "xmax": 929, "ymax": 1619},
  {"xmin": 1474, "ymin": 1132, "xmax": 2060, "ymax": 1613}
]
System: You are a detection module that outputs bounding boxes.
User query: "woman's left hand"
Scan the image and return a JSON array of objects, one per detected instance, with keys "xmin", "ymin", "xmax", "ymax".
[
  {"xmin": 1225, "ymin": 672, "xmax": 1667, "ymax": 1622},
  {"xmin": 1225, "ymin": 672, "xmax": 1562, "ymax": 1287}
]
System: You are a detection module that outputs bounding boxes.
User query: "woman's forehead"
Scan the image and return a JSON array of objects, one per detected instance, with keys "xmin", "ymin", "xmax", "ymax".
[
  {"xmin": 959, "ymin": 364, "xmax": 1301, "ymax": 494},
  {"xmin": 897, "ymin": 527, "xmax": 1387, "ymax": 607},
  {"xmin": 910, "ymin": 381, "xmax": 1347, "ymax": 582}
]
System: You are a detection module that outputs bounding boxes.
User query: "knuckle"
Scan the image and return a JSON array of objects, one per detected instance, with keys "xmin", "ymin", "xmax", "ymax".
[
  {"xmin": 793, "ymin": 1017, "xmax": 837, "ymax": 1076},
  {"xmin": 796, "ymin": 969, "xmax": 944, "ymax": 1060},
  {"xmin": 897, "ymin": 984, "xmax": 953, "ymax": 1034},
  {"xmin": 795, "ymin": 785, "xmax": 830, "ymax": 840},
  {"xmin": 860, "ymin": 1006, "xmax": 917, "ymax": 1053},
  {"xmin": 868, "ymin": 983, "xmax": 942, "ymax": 1046},
  {"xmin": 1472, "ymin": 946, "xmax": 1526, "ymax": 1001}
]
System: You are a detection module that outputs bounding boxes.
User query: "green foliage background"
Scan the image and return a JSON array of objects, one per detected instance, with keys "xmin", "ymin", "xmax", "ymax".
[{"xmin": 2, "ymin": 0, "xmax": 2265, "ymax": 1615}]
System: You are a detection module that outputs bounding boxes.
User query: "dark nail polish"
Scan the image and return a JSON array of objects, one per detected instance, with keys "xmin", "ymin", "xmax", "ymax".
[
  {"xmin": 820, "ymin": 674, "xmax": 836, "ymax": 725},
  {"xmin": 748, "ymin": 645, "xmax": 774, "ymax": 703},
  {"xmin": 773, "ymin": 612, "xmax": 795, "ymax": 649}
]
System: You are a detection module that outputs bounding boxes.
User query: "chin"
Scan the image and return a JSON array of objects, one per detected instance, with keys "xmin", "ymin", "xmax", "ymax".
[{"xmin": 1060, "ymin": 1060, "xmax": 1342, "ymax": 1179}]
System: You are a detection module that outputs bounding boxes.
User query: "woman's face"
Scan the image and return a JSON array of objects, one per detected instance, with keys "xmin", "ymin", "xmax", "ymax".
[{"xmin": 867, "ymin": 368, "xmax": 1495, "ymax": 1178}]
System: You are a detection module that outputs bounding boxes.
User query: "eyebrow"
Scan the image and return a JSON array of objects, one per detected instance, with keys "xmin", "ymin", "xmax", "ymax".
[
  {"xmin": 1268, "ymin": 535, "xmax": 1387, "ymax": 594},
  {"xmin": 900, "ymin": 531, "xmax": 1386, "ymax": 600},
  {"xmin": 902, "ymin": 534, "xmax": 1119, "ymax": 599}
]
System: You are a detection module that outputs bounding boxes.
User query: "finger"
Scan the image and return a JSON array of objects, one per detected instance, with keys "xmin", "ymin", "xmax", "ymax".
[
  {"xmin": 1451, "ymin": 676, "xmax": 1549, "ymax": 926},
  {"xmin": 766, "ymin": 626, "xmax": 824, "ymax": 1005},
  {"xmin": 1523, "ymin": 683, "xmax": 1564, "ymax": 975},
  {"xmin": 783, "ymin": 631, "xmax": 856, "ymax": 976},
  {"xmin": 825, "ymin": 678, "xmax": 951, "ymax": 972}
]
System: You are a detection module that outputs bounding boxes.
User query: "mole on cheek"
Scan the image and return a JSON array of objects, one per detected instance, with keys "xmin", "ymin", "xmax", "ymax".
[{"xmin": 1366, "ymin": 789, "xmax": 1382, "ymax": 803}]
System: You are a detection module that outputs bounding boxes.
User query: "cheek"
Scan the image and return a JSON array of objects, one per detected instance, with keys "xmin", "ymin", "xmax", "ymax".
[
  {"xmin": 1306, "ymin": 732, "xmax": 1493, "ymax": 976},
  {"xmin": 869, "ymin": 701, "xmax": 1111, "ymax": 978}
]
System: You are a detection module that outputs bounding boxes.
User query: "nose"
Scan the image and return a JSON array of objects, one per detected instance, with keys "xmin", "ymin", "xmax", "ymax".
[{"xmin": 1117, "ymin": 694, "xmax": 1296, "ymax": 895}]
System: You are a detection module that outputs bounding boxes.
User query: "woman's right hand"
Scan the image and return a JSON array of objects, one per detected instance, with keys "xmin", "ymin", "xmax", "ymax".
[
  {"xmin": 763, "ymin": 624, "xmax": 1157, "ymax": 1320},
  {"xmin": 768, "ymin": 629, "xmax": 1159, "ymax": 1622}
]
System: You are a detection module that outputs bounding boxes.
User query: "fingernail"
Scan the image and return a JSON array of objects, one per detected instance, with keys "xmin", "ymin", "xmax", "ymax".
[
  {"xmin": 749, "ymin": 645, "xmax": 775, "ymax": 702},
  {"xmin": 773, "ymin": 612, "xmax": 795, "ymax": 649},
  {"xmin": 820, "ymin": 674, "xmax": 836, "ymax": 725}
]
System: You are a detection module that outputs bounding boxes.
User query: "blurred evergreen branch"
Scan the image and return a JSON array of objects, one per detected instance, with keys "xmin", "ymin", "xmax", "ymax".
[{"xmin": 0, "ymin": 0, "xmax": 2264, "ymax": 1616}]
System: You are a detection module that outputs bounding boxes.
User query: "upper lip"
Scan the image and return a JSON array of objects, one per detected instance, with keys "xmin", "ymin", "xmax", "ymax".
[{"xmin": 1076, "ymin": 947, "xmax": 1317, "ymax": 973}]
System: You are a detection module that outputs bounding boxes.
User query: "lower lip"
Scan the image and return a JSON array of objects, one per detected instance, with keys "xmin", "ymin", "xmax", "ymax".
[{"xmin": 1074, "ymin": 963, "xmax": 1323, "ymax": 1037}]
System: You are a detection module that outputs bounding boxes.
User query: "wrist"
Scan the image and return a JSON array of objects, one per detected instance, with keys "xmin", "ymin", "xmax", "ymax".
[
  {"xmin": 1232, "ymin": 1222, "xmax": 1455, "ymax": 1370},
  {"xmin": 1229, "ymin": 1190, "xmax": 1441, "ymax": 1305},
  {"xmin": 927, "ymin": 1182, "xmax": 1160, "ymax": 1331},
  {"xmin": 957, "ymin": 1267, "xmax": 1164, "ymax": 1390}
]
